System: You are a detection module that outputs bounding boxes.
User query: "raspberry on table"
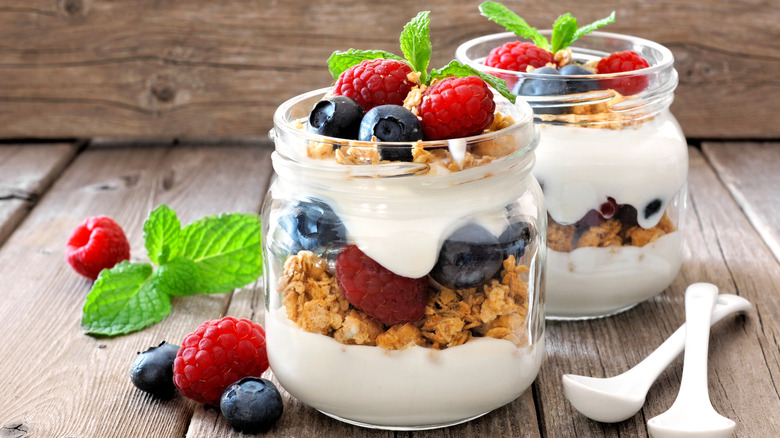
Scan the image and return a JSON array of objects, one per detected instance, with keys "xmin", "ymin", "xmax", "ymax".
[
  {"xmin": 417, "ymin": 75, "xmax": 496, "ymax": 140},
  {"xmin": 173, "ymin": 316, "xmax": 269, "ymax": 406},
  {"xmin": 335, "ymin": 245, "xmax": 428, "ymax": 326},
  {"xmin": 65, "ymin": 215, "xmax": 130, "ymax": 280},
  {"xmin": 333, "ymin": 59, "xmax": 416, "ymax": 111},
  {"xmin": 596, "ymin": 50, "xmax": 651, "ymax": 95},
  {"xmin": 485, "ymin": 41, "xmax": 554, "ymax": 73}
]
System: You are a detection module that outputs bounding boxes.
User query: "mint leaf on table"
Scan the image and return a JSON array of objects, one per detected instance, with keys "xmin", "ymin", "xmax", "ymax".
[
  {"xmin": 82, "ymin": 262, "xmax": 170, "ymax": 336},
  {"xmin": 327, "ymin": 49, "xmax": 406, "ymax": 80},
  {"xmin": 551, "ymin": 13, "xmax": 578, "ymax": 53},
  {"xmin": 430, "ymin": 60, "xmax": 516, "ymax": 104},
  {"xmin": 571, "ymin": 11, "xmax": 616, "ymax": 45},
  {"xmin": 144, "ymin": 204, "xmax": 182, "ymax": 265},
  {"xmin": 479, "ymin": 1, "xmax": 550, "ymax": 51},
  {"xmin": 400, "ymin": 10, "xmax": 433, "ymax": 84}
]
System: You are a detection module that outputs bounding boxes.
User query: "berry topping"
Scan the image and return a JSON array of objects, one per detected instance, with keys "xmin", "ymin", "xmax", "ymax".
[
  {"xmin": 130, "ymin": 341, "xmax": 180, "ymax": 399},
  {"xmin": 335, "ymin": 245, "xmax": 428, "ymax": 326},
  {"xmin": 306, "ymin": 96, "xmax": 365, "ymax": 139},
  {"xmin": 173, "ymin": 316, "xmax": 269, "ymax": 406},
  {"xmin": 643, "ymin": 199, "xmax": 663, "ymax": 219},
  {"xmin": 279, "ymin": 199, "xmax": 346, "ymax": 255},
  {"xmin": 499, "ymin": 220, "xmax": 532, "ymax": 260},
  {"xmin": 359, "ymin": 104, "xmax": 423, "ymax": 143},
  {"xmin": 514, "ymin": 66, "xmax": 565, "ymax": 97},
  {"xmin": 418, "ymin": 75, "xmax": 495, "ymax": 140},
  {"xmin": 558, "ymin": 64, "xmax": 599, "ymax": 94},
  {"xmin": 220, "ymin": 377, "xmax": 284, "ymax": 433},
  {"xmin": 596, "ymin": 50, "xmax": 651, "ymax": 95},
  {"xmin": 333, "ymin": 59, "xmax": 416, "ymax": 111},
  {"xmin": 65, "ymin": 215, "xmax": 131, "ymax": 280},
  {"xmin": 431, "ymin": 223, "xmax": 504, "ymax": 289},
  {"xmin": 485, "ymin": 41, "xmax": 554, "ymax": 73}
]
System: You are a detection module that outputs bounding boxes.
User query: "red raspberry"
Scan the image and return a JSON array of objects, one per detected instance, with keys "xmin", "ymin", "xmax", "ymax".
[
  {"xmin": 485, "ymin": 41, "xmax": 554, "ymax": 72},
  {"xmin": 417, "ymin": 76, "xmax": 495, "ymax": 140},
  {"xmin": 173, "ymin": 316, "xmax": 269, "ymax": 406},
  {"xmin": 335, "ymin": 245, "xmax": 428, "ymax": 326},
  {"xmin": 596, "ymin": 50, "xmax": 651, "ymax": 95},
  {"xmin": 333, "ymin": 59, "xmax": 415, "ymax": 111},
  {"xmin": 65, "ymin": 215, "xmax": 130, "ymax": 280}
]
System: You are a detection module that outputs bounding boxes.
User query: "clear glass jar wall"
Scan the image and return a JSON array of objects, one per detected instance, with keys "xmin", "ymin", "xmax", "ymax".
[
  {"xmin": 262, "ymin": 89, "xmax": 546, "ymax": 429},
  {"xmin": 457, "ymin": 31, "xmax": 688, "ymax": 319}
]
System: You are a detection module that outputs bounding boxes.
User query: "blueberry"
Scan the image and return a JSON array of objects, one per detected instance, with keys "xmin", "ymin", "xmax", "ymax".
[
  {"xmin": 643, "ymin": 199, "xmax": 663, "ymax": 219},
  {"xmin": 278, "ymin": 199, "xmax": 346, "ymax": 254},
  {"xmin": 130, "ymin": 341, "xmax": 180, "ymax": 399},
  {"xmin": 359, "ymin": 105, "xmax": 423, "ymax": 143},
  {"xmin": 307, "ymin": 96, "xmax": 364, "ymax": 140},
  {"xmin": 615, "ymin": 204, "xmax": 639, "ymax": 228},
  {"xmin": 378, "ymin": 144, "xmax": 414, "ymax": 162},
  {"xmin": 559, "ymin": 64, "xmax": 599, "ymax": 94},
  {"xmin": 499, "ymin": 221, "xmax": 532, "ymax": 260},
  {"xmin": 513, "ymin": 67, "xmax": 565, "ymax": 97},
  {"xmin": 431, "ymin": 223, "xmax": 504, "ymax": 290},
  {"xmin": 220, "ymin": 377, "xmax": 283, "ymax": 434}
]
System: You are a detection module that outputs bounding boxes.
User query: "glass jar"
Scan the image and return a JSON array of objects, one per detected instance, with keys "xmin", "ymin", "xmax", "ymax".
[
  {"xmin": 262, "ymin": 88, "xmax": 545, "ymax": 429},
  {"xmin": 457, "ymin": 31, "xmax": 688, "ymax": 319}
]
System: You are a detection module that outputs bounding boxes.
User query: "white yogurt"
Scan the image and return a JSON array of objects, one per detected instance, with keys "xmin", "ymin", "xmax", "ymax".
[{"xmin": 266, "ymin": 308, "xmax": 545, "ymax": 427}]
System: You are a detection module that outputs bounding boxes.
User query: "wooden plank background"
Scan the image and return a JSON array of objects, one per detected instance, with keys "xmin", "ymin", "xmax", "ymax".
[{"xmin": 1, "ymin": 0, "xmax": 778, "ymax": 140}]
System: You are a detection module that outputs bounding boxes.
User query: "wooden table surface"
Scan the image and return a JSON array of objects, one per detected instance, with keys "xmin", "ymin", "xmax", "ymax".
[{"xmin": 0, "ymin": 141, "xmax": 778, "ymax": 437}]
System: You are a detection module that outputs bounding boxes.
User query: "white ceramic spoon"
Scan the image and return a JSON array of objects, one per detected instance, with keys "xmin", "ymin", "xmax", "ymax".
[
  {"xmin": 563, "ymin": 289, "xmax": 750, "ymax": 423},
  {"xmin": 646, "ymin": 283, "xmax": 736, "ymax": 437}
]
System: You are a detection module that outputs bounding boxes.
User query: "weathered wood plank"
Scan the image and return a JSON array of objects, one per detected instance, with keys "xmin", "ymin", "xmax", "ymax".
[
  {"xmin": 702, "ymin": 142, "xmax": 780, "ymax": 264},
  {"xmin": 0, "ymin": 143, "xmax": 272, "ymax": 437},
  {"xmin": 0, "ymin": 0, "xmax": 777, "ymax": 139},
  {"xmin": 535, "ymin": 147, "xmax": 780, "ymax": 437},
  {"xmin": 0, "ymin": 143, "xmax": 79, "ymax": 245}
]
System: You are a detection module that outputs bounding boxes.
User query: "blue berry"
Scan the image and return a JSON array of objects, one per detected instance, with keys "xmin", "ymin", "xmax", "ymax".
[
  {"xmin": 513, "ymin": 67, "xmax": 565, "ymax": 97},
  {"xmin": 359, "ymin": 105, "xmax": 423, "ymax": 143},
  {"xmin": 130, "ymin": 341, "xmax": 179, "ymax": 399},
  {"xmin": 643, "ymin": 199, "xmax": 663, "ymax": 219},
  {"xmin": 559, "ymin": 64, "xmax": 600, "ymax": 94},
  {"xmin": 278, "ymin": 199, "xmax": 346, "ymax": 254},
  {"xmin": 307, "ymin": 96, "xmax": 364, "ymax": 140},
  {"xmin": 431, "ymin": 223, "xmax": 503, "ymax": 289},
  {"xmin": 499, "ymin": 221, "xmax": 532, "ymax": 260},
  {"xmin": 220, "ymin": 377, "xmax": 283, "ymax": 434}
]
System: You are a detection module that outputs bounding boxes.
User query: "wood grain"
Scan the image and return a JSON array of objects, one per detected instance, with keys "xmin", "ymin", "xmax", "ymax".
[
  {"xmin": 702, "ymin": 142, "xmax": 780, "ymax": 264},
  {"xmin": 0, "ymin": 143, "xmax": 272, "ymax": 437},
  {"xmin": 0, "ymin": 0, "xmax": 778, "ymax": 139}
]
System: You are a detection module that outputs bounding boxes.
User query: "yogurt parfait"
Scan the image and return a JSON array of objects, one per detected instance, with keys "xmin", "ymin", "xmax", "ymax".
[
  {"xmin": 457, "ymin": 2, "xmax": 688, "ymax": 318},
  {"xmin": 262, "ymin": 12, "xmax": 545, "ymax": 429}
]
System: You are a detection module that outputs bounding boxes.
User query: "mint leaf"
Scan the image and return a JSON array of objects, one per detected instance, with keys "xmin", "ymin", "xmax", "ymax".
[
  {"xmin": 82, "ymin": 261, "xmax": 170, "ymax": 336},
  {"xmin": 479, "ymin": 1, "xmax": 550, "ymax": 50},
  {"xmin": 179, "ymin": 213, "xmax": 262, "ymax": 295},
  {"xmin": 327, "ymin": 49, "xmax": 406, "ymax": 80},
  {"xmin": 551, "ymin": 13, "xmax": 578, "ymax": 53},
  {"xmin": 572, "ymin": 11, "xmax": 616, "ymax": 46},
  {"xmin": 400, "ymin": 11, "xmax": 432, "ymax": 84},
  {"xmin": 144, "ymin": 204, "xmax": 182, "ymax": 265},
  {"xmin": 153, "ymin": 257, "xmax": 201, "ymax": 296},
  {"xmin": 430, "ymin": 60, "xmax": 516, "ymax": 104}
]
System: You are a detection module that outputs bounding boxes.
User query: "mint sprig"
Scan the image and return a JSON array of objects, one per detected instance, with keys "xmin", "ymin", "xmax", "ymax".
[
  {"xmin": 399, "ymin": 11, "xmax": 433, "ymax": 84},
  {"xmin": 431, "ymin": 61, "xmax": 516, "ymax": 104},
  {"xmin": 81, "ymin": 205, "xmax": 263, "ymax": 336},
  {"xmin": 550, "ymin": 13, "xmax": 578, "ymax": 53},
  {"xmin": 327, "ymin": 49, "xmax": 405, "ymax": 80}
]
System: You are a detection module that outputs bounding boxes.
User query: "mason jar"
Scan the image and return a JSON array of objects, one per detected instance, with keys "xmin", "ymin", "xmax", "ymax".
[
  {"xmin": 262, "ymin": 87, "xmax": 545, "ymax": 429},
  {"xmin": 457, "ymin": 31, "xmax": 688, "ymax": 319}
]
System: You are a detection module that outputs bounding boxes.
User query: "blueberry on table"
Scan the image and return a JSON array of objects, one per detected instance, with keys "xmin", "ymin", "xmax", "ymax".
[
  {"xmin": 499, "ymin": 221, "xmax": 532, "ymax": 260},
  {"xmin": 559, "ymin": 64, "xmax": 600, "ymax": 94},
  {"xmin": 130, "ymin": 341, "xmax": 180, "ymax": 399},
  {"xmin": 431, "ymin": 223, "xmax": 504, "ymax": 290},
  {"xmin": 359, "ymin": 105, "xmax": 423, "ymax": 143},
  {"xmin": 307, "ymin": 96, "xmax": 365, "ymax": 140},
  {"xmin": 220, "ymin": 377, "xmax": 284, "ymax": 433},
  {"xmin": 279, "ymin": 199, "xmax": 346, "ymax": 254}
]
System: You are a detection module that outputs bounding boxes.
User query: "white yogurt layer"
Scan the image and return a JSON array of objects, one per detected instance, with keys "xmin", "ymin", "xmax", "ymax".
[
  {"xmin": 534, "ymin": 112, "xmax": 688, "ymax": 228},
  {"xmin": 266, "ymin": 308, "xmax": 544, "ymax": 427},
  {"xmin": 546, "ymin": 231, "xmax": 682, "ymax": 318}
]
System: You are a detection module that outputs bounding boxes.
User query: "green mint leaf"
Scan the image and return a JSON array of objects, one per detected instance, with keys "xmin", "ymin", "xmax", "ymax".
[
  {"xmin": 179, "ymin": 213, "xmax": 262, "ymax": 295},
  {"xmin": 400, "ymin": 11, "xmax": 432, "ymax": 84},
  {"xmin": 430, "ymin": 60, "xmax": 516, "ymax": 104},
  {"xmin": 551, "ymin": 13, "xmax": 578, "ymax": 53},
  {"xmin": 153, "ymin": 257, "xmax": 201, "ymax": 296},
  {"xmin": 571, "ymin": 11, "xmax": 616, "ymax": 45},
  {"xmin": 143, "ymin": 204, "xmax": 182, "ymax": 265},
  {"xmin": 479, "ymin": 1, "xmax": 550, "ymax": 51},
  {"xmin": 82, "ymin": 261, "xmax": 170, "ymax": 336},
  {"xmin": 327, "ymin": 49, "xmax": 406, "ymax": 80}
]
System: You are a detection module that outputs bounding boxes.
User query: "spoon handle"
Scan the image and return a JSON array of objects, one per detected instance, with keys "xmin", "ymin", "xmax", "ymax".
[{"xmin": 674, "ymin": 283, "xmax": 719, "ymax": 406}]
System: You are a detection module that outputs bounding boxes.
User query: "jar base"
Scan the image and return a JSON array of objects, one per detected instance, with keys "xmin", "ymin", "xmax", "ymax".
[
  {"xmin": 545, "ymin": 302, "xmax": 639, "ymax": 321},
  {"xmin": 318, "ymin": 409, "xmax": 490, "ymax": 431}
]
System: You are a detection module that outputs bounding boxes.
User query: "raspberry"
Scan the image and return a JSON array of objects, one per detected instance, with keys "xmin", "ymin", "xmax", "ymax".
[
  {"xmin": 173, "ymin": 316, "xmax": 269, "ymax": 406},
  {"xmin": 484, "ymin": 41, "xmax": 554, "ymax": 73},
  {"xmin": 65, "ymin": 215, "xmax": 130, "ymax": 280},
  {"xmin": 333, "ymin": 59, "xmax": 415, "ymax": 111},
  {"xmin": 335, "ymin": 245, "xmax": 428, "ymax": 326},
  {"xmin": 417, "ymin": 76, "xmax": 495, "ymax": 140},
  {"xmin": 596, "ymin": 50, "xmax": 651, "ymax": 95}
]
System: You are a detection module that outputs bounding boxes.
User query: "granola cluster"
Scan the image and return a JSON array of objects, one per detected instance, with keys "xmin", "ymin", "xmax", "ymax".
[
  {"xmin": 278, "ymin": 252, "xmax": 530, "ymax": 351},
  {"xmin": 547, "ymin": 211, "xmax": 676, "ymax": 252}
]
